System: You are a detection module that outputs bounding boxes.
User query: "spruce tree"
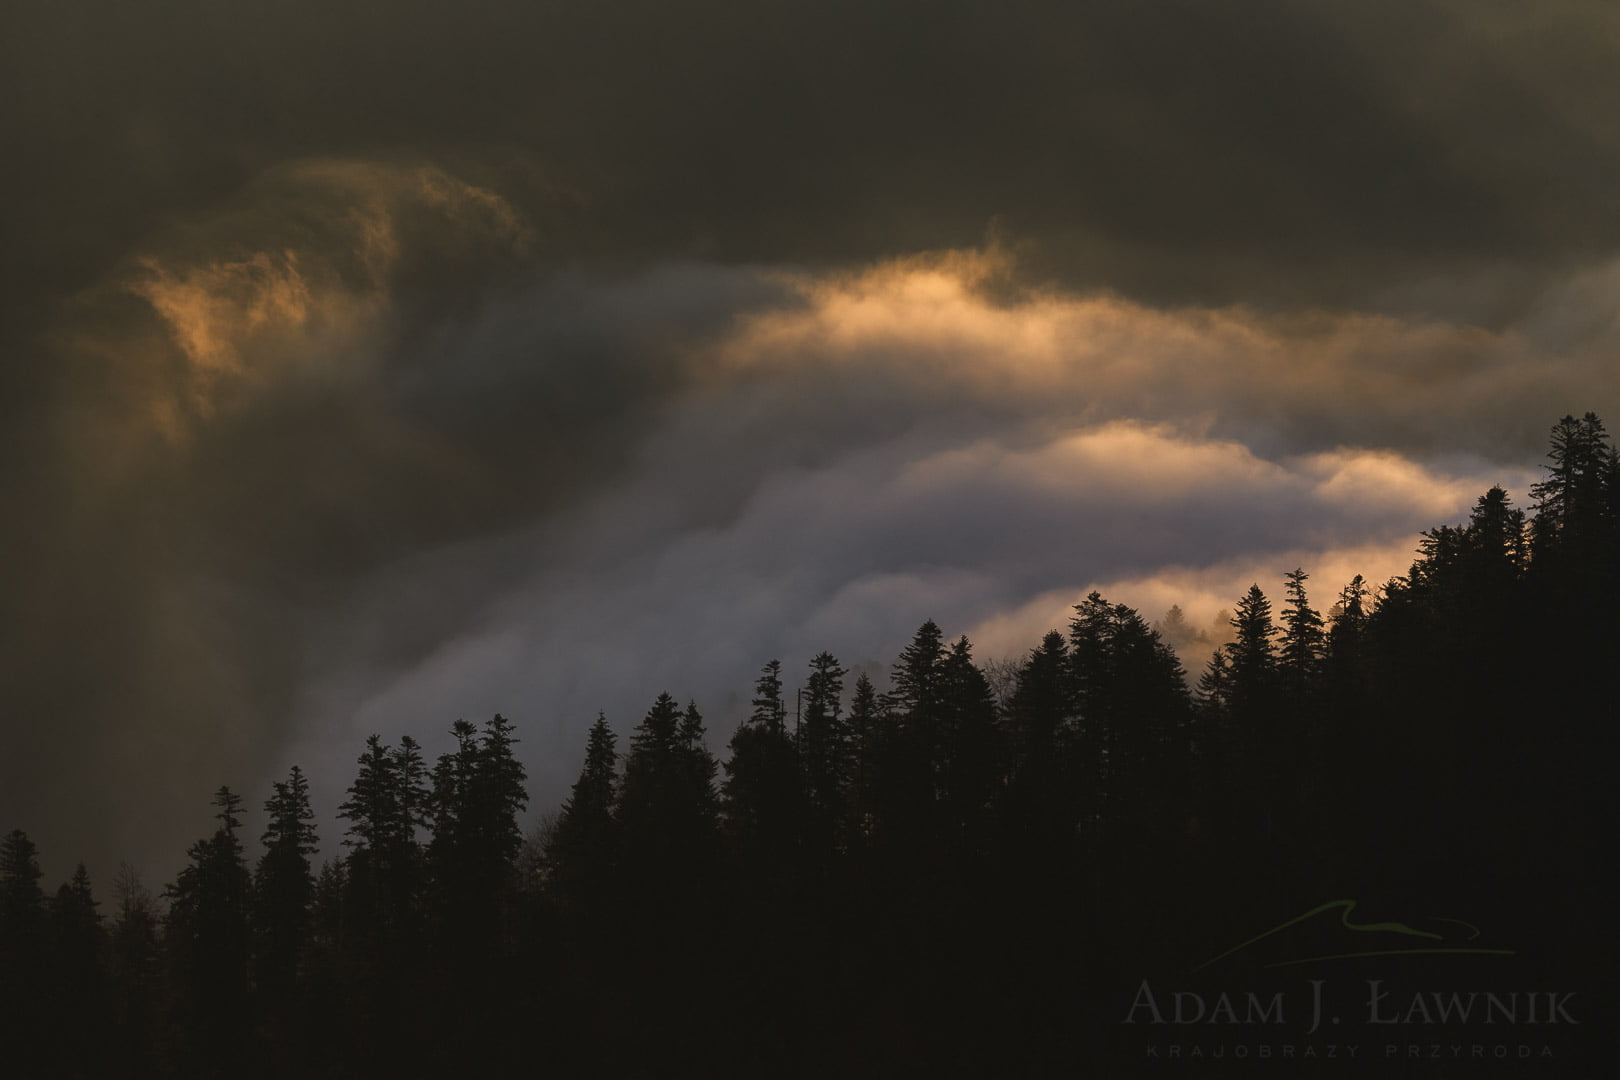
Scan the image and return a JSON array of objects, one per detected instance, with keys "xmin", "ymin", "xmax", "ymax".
[
  {"xmin": 1068, "ymin": 592, "xmax": 1116, "ymax": 731},
  {"xmin": 890, "ymin": 620, "xmax": 946, "ymax": 722},
  {"xmin": 1004, "ymin": 631, "xmax": 1076, "ymax": 859},
  {"xmin": 750, "ymin": 659, "xmax": 788, "ymax": 735},
  {"xmin": 0, "ymin": 830, "xmax": 48, "ymax": 1076},
  {"xmin": 428, "ymin": 720, "xmax": 480, "ymax": 881},
  {"xmin": 1328, "ymin": 575, "xmax": 1369, "ymax": 650},
  {"xmin": 798, "ymin": 651, "xmax": 850, "ymax": 843},
  {"xmin": 50, "ymin": 865, "xmax": 108, "ymax": 1076},
  {"xmin": 677, "ymin": 702, "xmax": 722, "ymax": 838},
  {"xmin": 547, "ymin": 714, "xmax": 619, "ymax": 911},
  {"xmin": 0, "ymin": 828, "xmax": 44, "ymax": 930},
  {"xmin": 937, "ymin": 635, "xmax": 1003, "ymax": 851},
  {"xmin": 844, "ymin": 671, "xmax": 891, "ymax": 844},
  {"xmin": 1322, "ymin": 574, "xmax": 1372, "ymax": 726},
  {"xmin": 1278, "ymin": 568, "xmax": 1325, "ymax": 696},
  {"xmin": 616, "ymin": 691, "xmax": 724, "ymax": 1056},
  {"xmin": 463, "ymin": 714, "xmax": 530, "ymax": 879},
  {"xmin": 336, "ymin": 734, "xmax": 425, "ymax": 1026},
  {"xmin": 339, "ymin": 735, "xmax": 408, "ymax": 856},
  {"xmin": 396, "ymin": 735, "xmax": 432, "ymax": 841},
  {"xmin": 1008, "ymin": 631, "xmax": 1071, "ymax": 770},
  {"xmin": 1226, "ymin": 584, "xmax": 1278, "ymax": 717},
  {"xmin": 1196, "ymin": 646, "xmax": 1232, "ymax": 714},
  {"xmin": 165, "ymin": 788, "xmax": 253, "ymax": 1074},
  {"xmin": 1530, "ymin": 412, "xmax": 1617, "ymax": 563},
  {"xmin": 255, "ymin": 765, "xmax": 318, "ymax": 997},
  {"xmin": 1466, "ymin": 487, "xmax": 1528, "ymax": 580},
  {"xmin": 421, "ymin": 716, "xmax": 529, "ymax": 1041},
  {"xmin": 1526, "ymin": 418, "xmax": 1618, "ymax": 724},
  {"xmin": 618, "ymin": 694, "xmax": 720, "ymax": 901},
  {"xmin": 1067, "ymin": 593, "xmax": 1187, "ymax": 838},
  {"xmin": 884, "ymin": 622, "xmax": 949, "ymax": 836},
  {"xmin": 725, "ymin": 665, "xmax": 803, "ymax": 865},
  {"xmin": 424, "ymin": 716, "xmax": 528, "ymax": 973}
]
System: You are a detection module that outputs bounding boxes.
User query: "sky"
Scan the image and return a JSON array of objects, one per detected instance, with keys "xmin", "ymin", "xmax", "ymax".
[{"xmin": 3, "ymin": 0, "xmax": 1618, "ymax": 883}]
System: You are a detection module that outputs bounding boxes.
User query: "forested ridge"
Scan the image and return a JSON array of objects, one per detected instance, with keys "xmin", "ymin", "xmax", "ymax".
[{"xmin": 2, "ymin": 414, "xmax": 1614, "ymax": 1078}]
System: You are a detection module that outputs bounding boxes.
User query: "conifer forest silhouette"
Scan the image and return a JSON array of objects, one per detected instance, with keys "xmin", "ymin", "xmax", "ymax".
[{"xmin": 2, "ymin": 414, "xmax": 1614, "ymax": 1077}]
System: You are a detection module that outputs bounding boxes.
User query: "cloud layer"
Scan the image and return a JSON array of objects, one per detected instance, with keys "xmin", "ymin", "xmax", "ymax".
[
  {"xmin": 5, "ymin": 0, "xmax": 1620, "ymax": 880},
  {"xmin": 7, "ymin": 0, "xmax": 1620, "ymax": 327}
]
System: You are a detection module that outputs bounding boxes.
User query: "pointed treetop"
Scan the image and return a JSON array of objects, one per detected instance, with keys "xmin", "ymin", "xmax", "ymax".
[
  {"xmin": 1279, "ymin": 568, "xmax": 1326, "ymax": 679},
  {"xmin": 892, "ymin": 620, "xmax": 947, "ymax": 715},
  {"xmin": 567, "ymin": 712, "xmax": 618, "ymax": 813},
  {"xmin": 803, "ymin": 651, "xmax": 847, "ymax": 724},
  {"xmin": 0, "ymin": 831, "xmax": 45, "ymax": 918},
  {"xmin": 632, "ymin": 692, "xmax": 684, "ymax": 757},
  {"xmin": 750, "ymin": 660, "xmax": 786, "ymax": 733},
  {"xmin": 680, "ymin": 701, "xmax": 707, "ymax": 747},
  {"xmin": 213, "ymin": 786, "xmax": 244, "ymax": 837}
]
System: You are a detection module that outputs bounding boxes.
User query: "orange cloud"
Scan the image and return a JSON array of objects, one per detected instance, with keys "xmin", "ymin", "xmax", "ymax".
[
  {"xmin": 119, "ymin": 158, "xmax": 530, "ymax": 436},
  {"xmin": 715, "ymin": 251, "xmax": 1617, "ymax": 462}
]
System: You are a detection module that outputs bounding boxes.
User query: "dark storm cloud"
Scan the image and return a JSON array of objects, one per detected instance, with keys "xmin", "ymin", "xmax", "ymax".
[
  {"xmin": 4, "ymin": 0, "xmax": 1620, "ymax": 879},
  {"xmin": 6, "ymin": 0, "xmax": 1620, "ymax": 320}
]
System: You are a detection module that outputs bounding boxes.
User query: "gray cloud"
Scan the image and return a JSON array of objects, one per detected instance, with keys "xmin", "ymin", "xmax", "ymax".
[
  {"xmin": 5, "ymin": 1, "xmax": 1620, "ymax": 322},
  {"xmin": 281, "ymin": 254, "xmax": 1577, "ymax": 849}
]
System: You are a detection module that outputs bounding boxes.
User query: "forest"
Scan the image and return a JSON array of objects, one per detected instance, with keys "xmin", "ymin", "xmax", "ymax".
[{"xmin": 1, "ymin": 413, "xmax": 1613, "ymax": 1078}]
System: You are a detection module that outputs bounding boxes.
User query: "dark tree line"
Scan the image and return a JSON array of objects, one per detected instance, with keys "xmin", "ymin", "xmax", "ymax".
[{"xmin": 2, "ymin": 414, "xmax": 1614, "ymax": 1077}]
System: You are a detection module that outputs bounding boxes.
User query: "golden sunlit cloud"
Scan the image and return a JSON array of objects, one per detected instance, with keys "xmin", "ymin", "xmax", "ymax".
[
  {"xmin": 118, "ymin": 159, "xmax": 530, "ymax": 437},
  {"xmin": 716, "ymin": 251, "xmax": 1618, "ymax": 463},
  {"xmin": 130, "ymin": 250, "xmax": 335, "ymax": 396}
]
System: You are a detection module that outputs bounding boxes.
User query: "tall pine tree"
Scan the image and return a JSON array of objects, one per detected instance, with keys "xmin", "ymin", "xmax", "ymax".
[
  {"xmin": 165, "ymin": 788, "xmax": 253, "ymax": 1076},
  {"xmin": 255, "ymin": 765, "xmax": 318, "ymax": 998}
]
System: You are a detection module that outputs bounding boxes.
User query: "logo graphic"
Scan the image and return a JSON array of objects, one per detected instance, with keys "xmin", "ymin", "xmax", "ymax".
[{"xmin": 1193, "ymin": 899, "xmax": 1516, "ymax": 972}]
